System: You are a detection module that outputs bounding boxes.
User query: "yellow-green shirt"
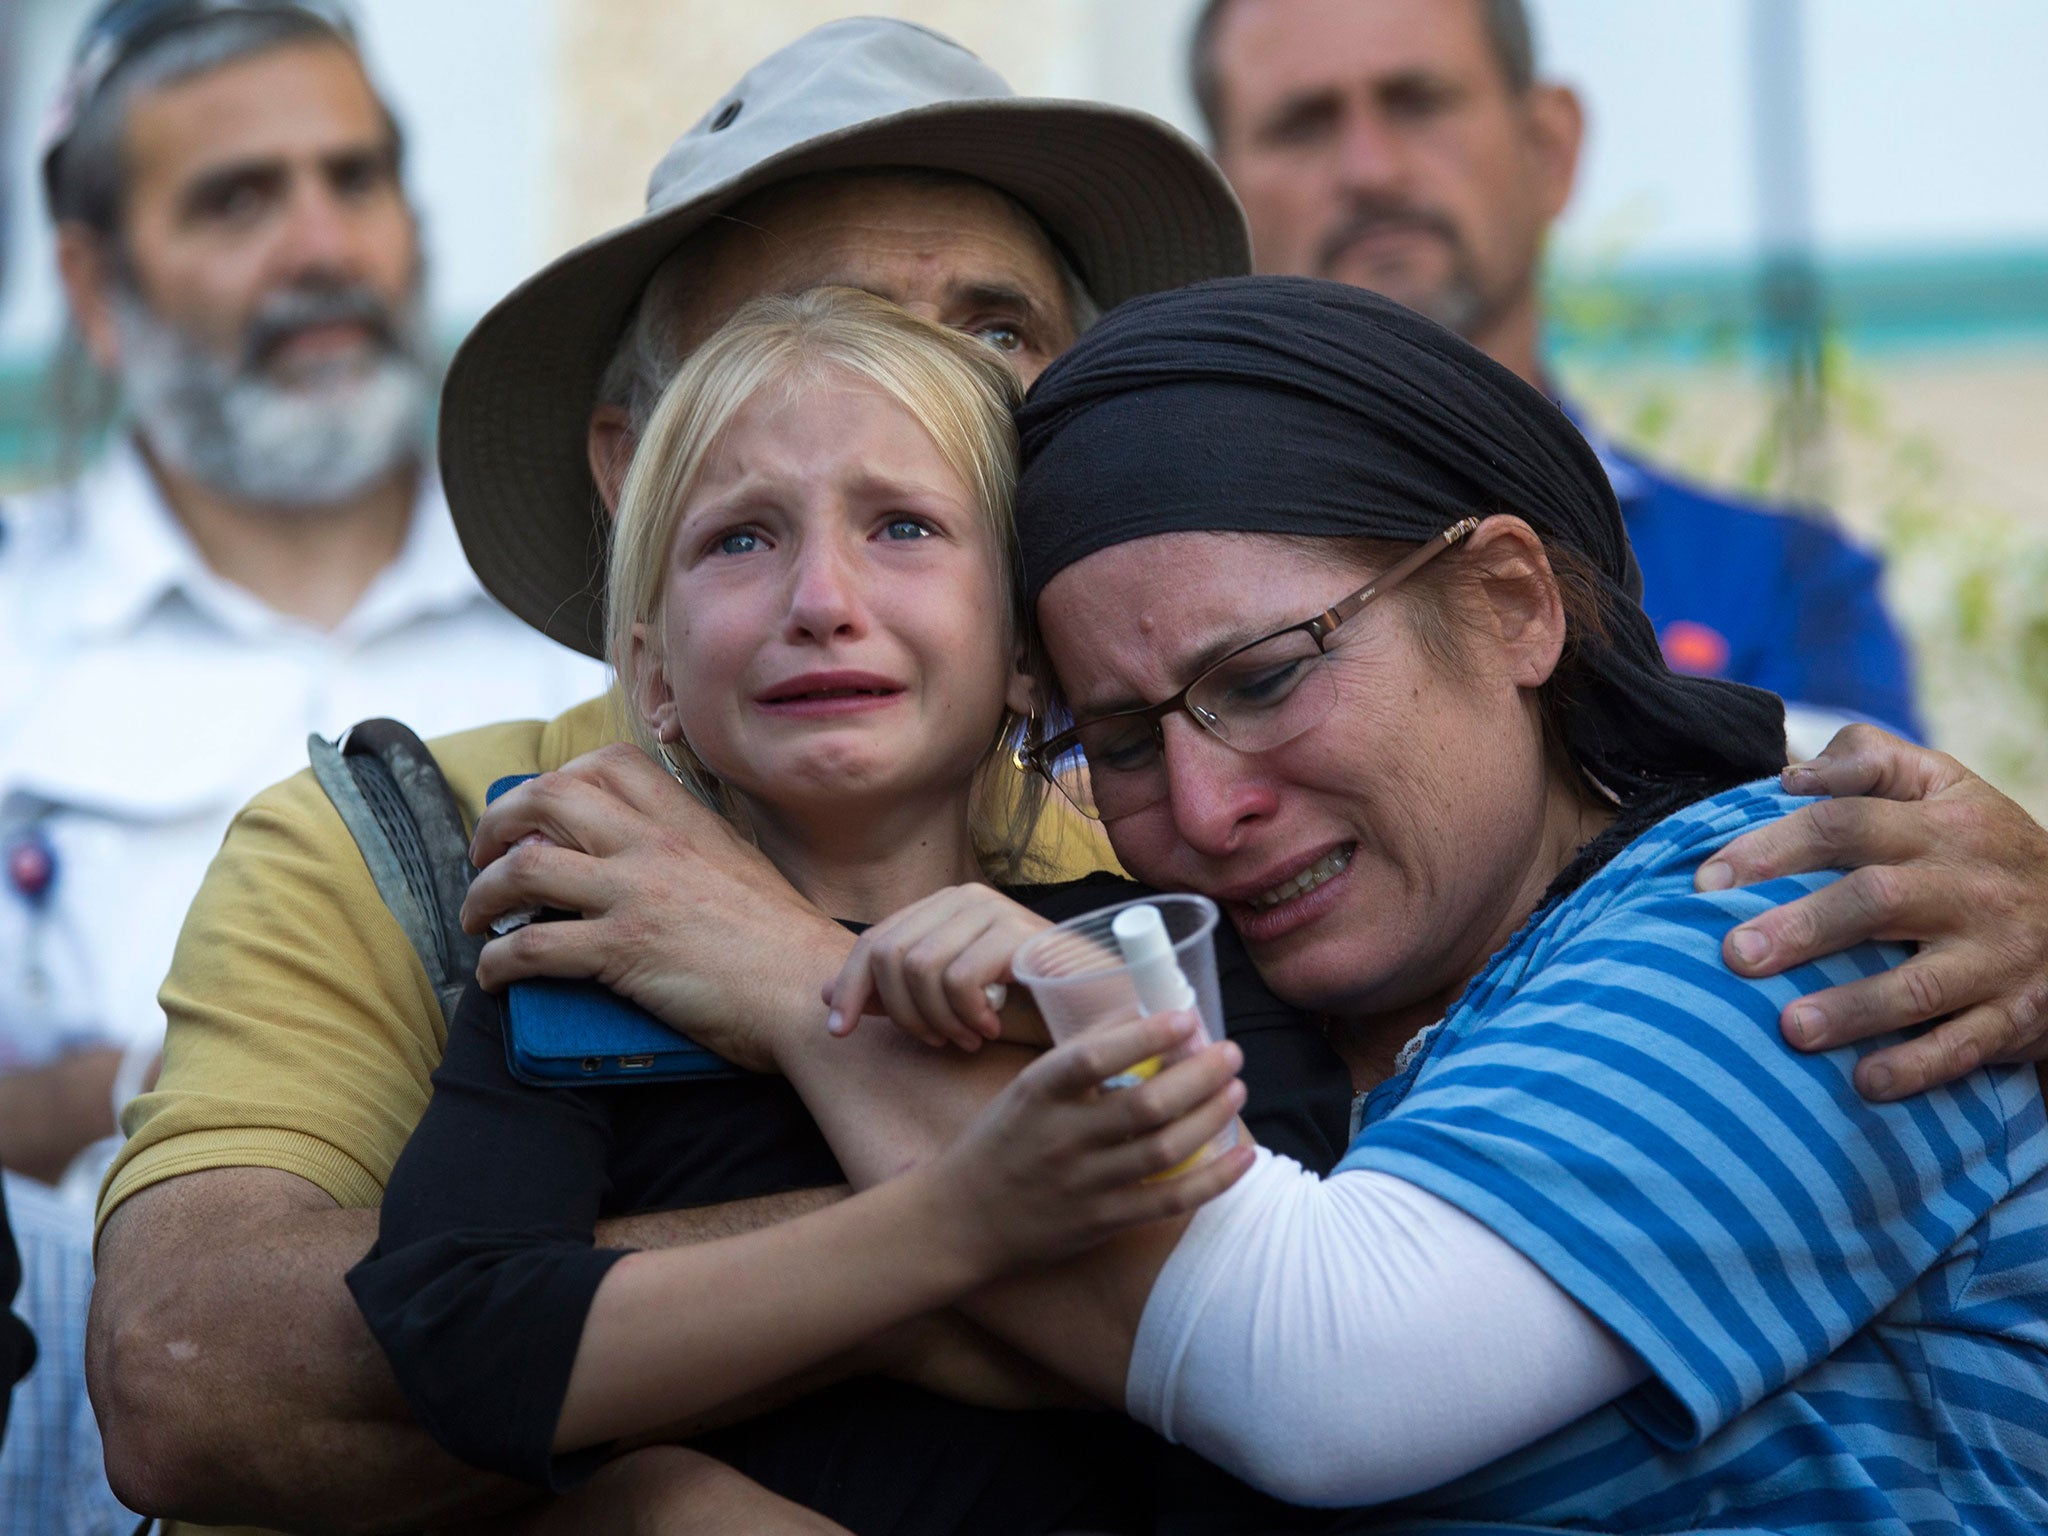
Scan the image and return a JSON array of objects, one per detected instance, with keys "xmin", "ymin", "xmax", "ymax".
[{"xmin": 103, "ymin": 695, "xmax": 1116, "ymax": 1229}]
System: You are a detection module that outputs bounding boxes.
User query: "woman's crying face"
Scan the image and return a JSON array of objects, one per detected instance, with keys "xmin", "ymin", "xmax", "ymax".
[{"xmin": 1036, "ymin": 529, "xmax": 1560, "ymax": 1025}]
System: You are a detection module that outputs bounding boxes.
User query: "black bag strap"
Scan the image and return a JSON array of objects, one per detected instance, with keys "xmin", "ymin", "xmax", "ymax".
[{"xmin": 308, "ymin": 719, "xmax": 482, "ymax": 1025}]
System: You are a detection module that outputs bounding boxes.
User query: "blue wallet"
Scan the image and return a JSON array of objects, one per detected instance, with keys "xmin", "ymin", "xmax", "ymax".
[{"xmin": 487, "ymin": 775, "xmax": 738, "ymax": 1086}]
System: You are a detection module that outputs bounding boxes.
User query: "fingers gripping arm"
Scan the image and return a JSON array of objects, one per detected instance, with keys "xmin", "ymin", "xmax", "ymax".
[
  {"xmin": 1697, "ymin": 725, "xmax": 2048, "ymax": 1099},
  {"xmin": 825, "ymin": 885, "xmax": 1053, "ymax": 1051}
]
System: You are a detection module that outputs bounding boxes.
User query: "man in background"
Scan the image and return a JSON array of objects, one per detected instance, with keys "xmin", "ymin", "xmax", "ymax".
[
  {"xmin": 0, "ymin": 3, "xmax": 597, "ymax": 1528},
  {"xmin": 0, "ymin": 0, "xmax": 601, "ymax": 1189},
  {"xmin": 1190, "ymin": 0, "xmax": 1921, "ymax": 747}
]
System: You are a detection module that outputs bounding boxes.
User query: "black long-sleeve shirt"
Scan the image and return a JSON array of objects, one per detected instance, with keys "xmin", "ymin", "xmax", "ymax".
[{"xmin": 347, "ymin": 874, "xmax": 1351, "ymax": 1533}]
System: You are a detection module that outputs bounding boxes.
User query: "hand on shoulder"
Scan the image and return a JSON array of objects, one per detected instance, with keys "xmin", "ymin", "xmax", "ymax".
[
  {"xmin": 463, "ymin": 744, "xmax": 851, "ymax": 1074},
  {"xmin": 1697, "ymin": 724, "xmax": 2048, "ymax": 1099}
]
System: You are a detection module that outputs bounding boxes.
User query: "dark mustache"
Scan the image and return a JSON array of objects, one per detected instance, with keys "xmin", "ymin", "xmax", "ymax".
[
  {"xmin": 1315, "ymin": 202, "xmax": 1462, "ymax": 275},
  {"xmin": 242, "ymin": 286, "xmax": 401, "ymax": 369}
]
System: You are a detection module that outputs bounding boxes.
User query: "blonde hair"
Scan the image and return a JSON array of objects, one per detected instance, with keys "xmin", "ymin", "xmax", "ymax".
[{"xmin": 605, "ymin": 286, "xmax": 1046, "ymax": 880}]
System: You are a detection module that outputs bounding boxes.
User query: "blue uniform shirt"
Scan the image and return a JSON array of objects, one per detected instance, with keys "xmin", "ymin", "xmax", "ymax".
[{"xmin": 1577, "ymin": 417, "xmax": 1924, "ymax": 741}]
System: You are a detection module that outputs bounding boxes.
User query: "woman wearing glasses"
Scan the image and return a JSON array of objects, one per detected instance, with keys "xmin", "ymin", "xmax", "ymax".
[{"xmin": 487, "ymin": 278, "xmax": 2043, "ymax": 1533}]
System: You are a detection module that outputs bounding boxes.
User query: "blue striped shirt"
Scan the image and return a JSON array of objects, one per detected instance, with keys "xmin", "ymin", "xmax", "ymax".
[{"xmin": 1338, "ymin": 781, "xmax": 2048, "ymax": 1535}]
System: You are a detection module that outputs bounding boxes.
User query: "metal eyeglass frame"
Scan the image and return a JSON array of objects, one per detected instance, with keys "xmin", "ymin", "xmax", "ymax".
[{"xmin": 1020, "ymin": 516, "xmax": 1483, "ymax": 818}]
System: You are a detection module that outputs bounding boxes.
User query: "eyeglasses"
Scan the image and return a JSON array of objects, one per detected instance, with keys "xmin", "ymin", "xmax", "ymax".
[
  {"xmin": 1020, "ymin": 518, "xmax": 1480, "ymax": 822},
  {"xmin": 42, "ymin": 0, "xmax": 358, "ymax": 204}
]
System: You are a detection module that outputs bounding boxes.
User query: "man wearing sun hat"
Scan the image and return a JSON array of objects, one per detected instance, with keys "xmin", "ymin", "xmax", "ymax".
[{"xmin": 86, "ymin": 17, "xmax": 1249, "ymax": 1533}]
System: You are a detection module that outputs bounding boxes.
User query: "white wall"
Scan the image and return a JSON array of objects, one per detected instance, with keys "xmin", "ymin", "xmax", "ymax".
[{"xmin": 1531, "ymin": 0, "xmax": 2048, "ymax": 262}]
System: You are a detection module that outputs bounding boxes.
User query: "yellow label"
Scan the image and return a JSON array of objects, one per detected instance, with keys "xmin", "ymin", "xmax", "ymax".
[{"xmin": 1102, "ymin": 1054, "xmax": 1208, "ymax": 1180}]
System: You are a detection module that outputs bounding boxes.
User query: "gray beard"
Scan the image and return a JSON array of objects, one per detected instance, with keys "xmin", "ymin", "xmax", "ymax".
[{"xmin": 112, "ymin": 285, "xmax": 431, "ymax": 511}]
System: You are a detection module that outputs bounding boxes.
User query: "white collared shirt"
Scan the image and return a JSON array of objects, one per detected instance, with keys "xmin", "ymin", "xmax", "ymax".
[{"xmin": 0, "ymin": 438, "xmax": 607, "ymax": 1070}]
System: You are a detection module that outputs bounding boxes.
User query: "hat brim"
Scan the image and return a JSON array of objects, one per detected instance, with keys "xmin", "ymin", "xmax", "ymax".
[{"xmin": 440, "ymin": 97, "xmax": 1251, "ymax": 658}]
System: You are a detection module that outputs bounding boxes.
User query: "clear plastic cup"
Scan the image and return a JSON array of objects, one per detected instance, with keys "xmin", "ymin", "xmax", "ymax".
[{"xmin": 1011, "ymin": 892, "xmax": 1239, "ymax": 1164}]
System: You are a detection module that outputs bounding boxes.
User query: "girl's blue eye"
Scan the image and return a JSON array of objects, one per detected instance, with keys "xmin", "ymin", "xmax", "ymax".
[
  {"xmin": 883, "ymin": 517, "xmax": 933, "ymax": 541},
  {"xmin": 716, "ymin": 530, "xmax": 761, "ymax": 556}
]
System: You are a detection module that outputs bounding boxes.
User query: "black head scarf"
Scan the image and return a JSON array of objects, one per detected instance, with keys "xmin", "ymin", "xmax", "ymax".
[{"xmin": 1015, "ymin": 276, "xmax": 1785, "ymax": 807}]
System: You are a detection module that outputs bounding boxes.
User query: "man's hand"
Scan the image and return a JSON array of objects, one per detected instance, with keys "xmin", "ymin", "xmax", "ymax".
[
  {"xmin": 463, "ymin": 744, "xmax": 855, "ymax": 1073},
  {"xmin": 1696, "ymin": 724, "xmax": 2048, "ymax": 1100}
]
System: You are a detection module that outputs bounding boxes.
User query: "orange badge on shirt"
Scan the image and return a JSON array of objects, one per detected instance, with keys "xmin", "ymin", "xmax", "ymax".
[{"xmin": 1660, "ymin": 620, "xmax": 1731, "ymax": 677}]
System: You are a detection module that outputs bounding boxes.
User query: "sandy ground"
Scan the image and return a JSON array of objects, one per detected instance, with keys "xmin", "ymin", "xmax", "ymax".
[{"xmin": 1853, "ymin": 353, "xmax": 2048, "ymax": 526}]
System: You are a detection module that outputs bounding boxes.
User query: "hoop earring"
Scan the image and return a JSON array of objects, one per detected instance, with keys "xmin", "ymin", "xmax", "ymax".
[{"xmin": 655, "ymin": 739, "xmax": 692, "ymax": 789}]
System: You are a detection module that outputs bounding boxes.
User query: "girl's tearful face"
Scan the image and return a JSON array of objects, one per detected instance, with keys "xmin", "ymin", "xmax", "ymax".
[{"xmin": 641, "ymin": 372, "xmax": 1030, "ymax": 826}]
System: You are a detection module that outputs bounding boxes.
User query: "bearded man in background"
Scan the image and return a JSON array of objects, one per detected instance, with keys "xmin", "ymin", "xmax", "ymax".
[{"xmin": 0, "ymin": 0, "xmax": 599, "ymax": 1191}]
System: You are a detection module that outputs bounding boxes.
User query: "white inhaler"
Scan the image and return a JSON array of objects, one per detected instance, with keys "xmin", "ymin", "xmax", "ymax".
[
  {"xmin": 1107, "ymin": 902, "xmax": 1236, "ymax": 1160},
  {"xmin": 1106, "ymin": 903, "xmax": 1197, "ymax": 1089}
]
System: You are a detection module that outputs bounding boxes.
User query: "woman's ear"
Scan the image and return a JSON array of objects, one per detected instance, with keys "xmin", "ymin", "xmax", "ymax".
[
  {"xmin": 628, "ymin": 623, "xmax": 681, "ymax": 743},
  {"xmin": 1466, "ymin": 515, "xmax": 1567, "ymax": 689}
]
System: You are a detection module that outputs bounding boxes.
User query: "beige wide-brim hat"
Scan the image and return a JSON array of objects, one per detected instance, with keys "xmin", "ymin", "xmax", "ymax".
[{"xmin": 441, "ymin": 16, "xmax": 1252, "ymax": 658}]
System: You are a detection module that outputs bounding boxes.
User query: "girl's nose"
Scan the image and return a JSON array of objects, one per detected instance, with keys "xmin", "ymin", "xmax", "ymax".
[{"xmin": 783, "ymin": 537, "xmax": 868, "ymax": 643}]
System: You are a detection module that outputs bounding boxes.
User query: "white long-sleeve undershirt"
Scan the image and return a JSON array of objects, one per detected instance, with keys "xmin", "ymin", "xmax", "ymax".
[{"xmin": 1126, "ymin": 1148, "xmax": 1648, "ymax": 1508}]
